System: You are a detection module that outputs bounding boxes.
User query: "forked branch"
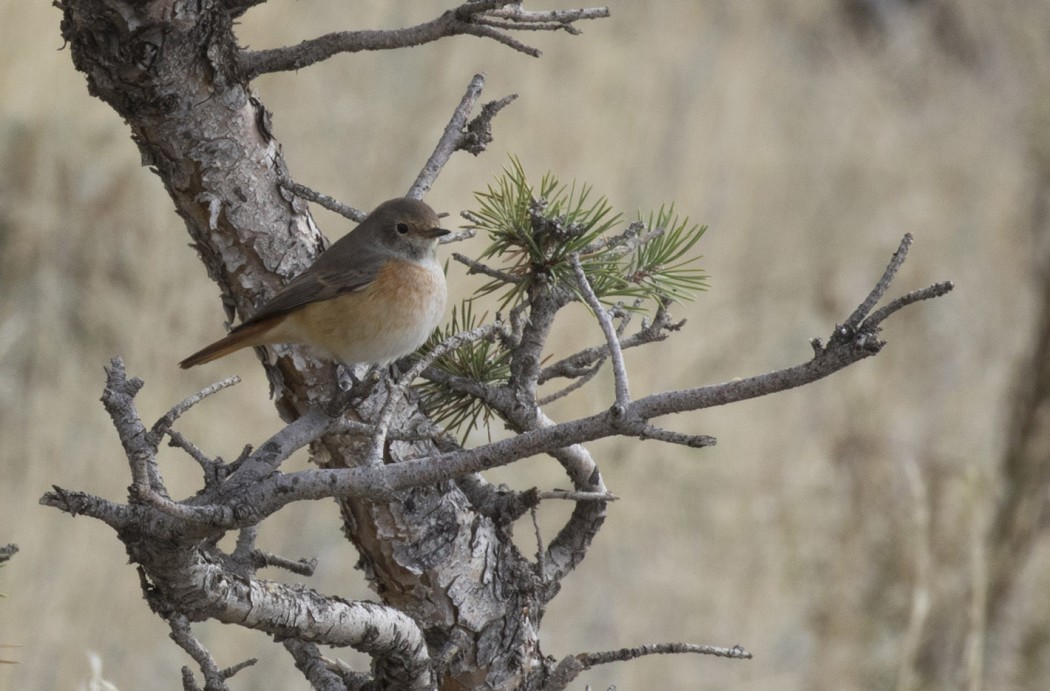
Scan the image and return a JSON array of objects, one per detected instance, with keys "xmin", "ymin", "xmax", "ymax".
[{"xmin": 239, "ymin": 2, "xmax": 611, "ymax": 80}]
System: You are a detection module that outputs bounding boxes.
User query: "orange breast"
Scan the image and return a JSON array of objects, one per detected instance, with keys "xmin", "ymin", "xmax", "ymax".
[{"xmin": 284, "ymin": 258, "xmax": 447, "ymax": 365}]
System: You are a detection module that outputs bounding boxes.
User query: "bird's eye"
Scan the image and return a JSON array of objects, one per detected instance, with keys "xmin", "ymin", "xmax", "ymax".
[{"xmin": 396, "ymin": 222, "xmax": 410, "ymax": 235}]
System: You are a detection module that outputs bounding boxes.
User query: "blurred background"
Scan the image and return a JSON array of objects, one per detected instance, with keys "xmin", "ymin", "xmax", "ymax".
[{"xmin": 3, "ymin": 1, "xmax": 1050, "ymax": 688}]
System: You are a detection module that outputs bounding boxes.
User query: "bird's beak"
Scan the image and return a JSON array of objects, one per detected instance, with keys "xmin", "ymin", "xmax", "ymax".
[{"xmin": 423, "ymin": 227, "xmax": 452, "ymax": 239}]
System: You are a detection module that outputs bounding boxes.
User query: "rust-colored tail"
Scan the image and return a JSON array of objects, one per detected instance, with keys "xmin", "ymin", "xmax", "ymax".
[{"xmin": 179, "ymin": 319, "xmax": 278, "ymax": 369}]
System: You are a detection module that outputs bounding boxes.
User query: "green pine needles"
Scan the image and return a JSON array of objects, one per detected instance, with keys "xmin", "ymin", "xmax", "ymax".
[
  {"xmin": 417, "ymin": 158, "xmax": 709, "ymax": 440},
  {"xmin": 470, "ymin": 157, "xmax": 708, "ymax": 309},
  {"xmin": 417, "ymin": 300, "xmax": 510, "ymax": 439}
]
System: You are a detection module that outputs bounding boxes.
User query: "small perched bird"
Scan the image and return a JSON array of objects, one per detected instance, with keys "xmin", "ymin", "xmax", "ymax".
[{"xmin": 180, "ymin": 197, "xmax": 450, "ymax": 369}]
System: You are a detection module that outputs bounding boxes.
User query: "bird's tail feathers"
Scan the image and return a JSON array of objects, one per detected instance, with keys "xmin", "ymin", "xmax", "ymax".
[{"xmin": 179, "ymin": 319, "xmax": 277, "ymax": 368}]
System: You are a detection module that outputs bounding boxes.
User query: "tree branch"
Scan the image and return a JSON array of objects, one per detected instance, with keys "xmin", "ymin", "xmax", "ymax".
[
  {"xmin": 45, "ymin": 239, "xmax": 950, "ymax": 539},
  {"xmin": 238, "ymin": 3, "xmax": 611, "ymax": 80},
  {"xmin": 226, "ymin": 242, "xmax": 950, "ymax": 516},
  {"xmin": 281, "ymin": 181, "xmax": 367, "ymax": 223},
  {"xmin": 571, "ymin": 253, "xmax": 630, "ymax": 410},
  {"xmin": 149, "ymin": 549, "xmax": 434, "ymax": 689},
  {"xmin": 408, "ymin": 74, "xmax": 516, "ymax": 199},
  {"xmin": 168, "ymin": 614, "xmax": 257, "ymax": 691},
  {"xmin": 284, "ymin": 640, "xmax": 368, "ymax": 691},
  {"xmin": 545, "ymin": 642, "xmax": 751, "ymax": 691},
  {"xmin": 538, "ymin": 302, "xmax": 682, "ymax": 385}
]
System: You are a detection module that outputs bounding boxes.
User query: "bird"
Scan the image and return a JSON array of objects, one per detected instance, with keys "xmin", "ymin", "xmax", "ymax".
[{"xmin": 179, "ymin": 197, "xmax": 450, "ymax": 370}]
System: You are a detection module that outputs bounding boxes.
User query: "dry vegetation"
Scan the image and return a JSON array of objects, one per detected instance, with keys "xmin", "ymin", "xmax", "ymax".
[{"xmin": 2, "ymin": 1, "xmax": 1049, "ymax": 689}]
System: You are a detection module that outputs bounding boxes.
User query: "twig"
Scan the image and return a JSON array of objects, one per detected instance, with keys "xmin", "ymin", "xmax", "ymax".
[
  {"xmin": 440, "ymin": 229, "xmax": 477, "ymax": 245},
  {"xmin": 842, "ymin": 233, "xmax": 913, "ymax": 332},
  {"xmin": 231, "ymin": 526, "xmax": 259, "ymax": 570},
  {"xmin": 169, "ymin": 614, "xmax": 257, "ymax": 690},
  {"xmin": 571, "ymin": 253, "xmax": 630, "ymax": 409},
  {"xmin": 283, "ymin": 181, "xmax": 366, "ymax": 223},
  {"xmin": 633, "ymin": 423, "xmax": 716, "ymax": 449},
  {"xmin": 460, "ymin": 94, "xmax": 518, "ymax": 155},
  {"xmin": 284, "ymin": 640, "xmax": 357, "ymax": 691},
  {"xmin": 539, "ymin": 302, "xmax": 679, "ymax": 384},
  {"xmin": 100, "ymin": 358, "xmax": 160, "ymax": 495},
  {"xmin": 472, "ymin": 18, "xmax": 581, "ymax": 34},
  {"xmin": 452, "ymin": 251, "xmax": 522, "ymax": 284},
  {"xmin": 579, "ymin": 641, "xmax": 752, "ymax": 666},
  {"xmin": 531, "ymin": 505, "xmax": 546, "ymax": 578},
  {"xmin": 166, "ymin": 428, "xmax": 228, "ymax": 487},
  {"xmin": 485, "ymin": 6, "xmax": 611, "ymax": 24},
  {"xmin": 368, "ymin": 323, "xmax": 503, "ymax": 464},
  {"xmin": 864, "ymin": 281, "xmax": 954, "ymax": 330},
  {"xmin": 252, "ymin": 550, "xmax": 318, "ymax": 577},
  {"xmin": 544, "ymin": 642, "xmax": 750, "ymax": 690},
  {"xmin": 408, "ymin": 74, "xmax": 488, "ymax": 199},
  {"xmin": 536, "ymin": 489, "xmax": 618, "ymax": 502},
  {"xmin": 536, "ymin": 361, "xmax": 603, "ymax": 405},
  {"xmin": 152, "ymin": 376, "xmax": 240, "ymax": 438},
  {"xmin": 226, "ymin": 406, "xmax": 343, "ymax": 483},
  {"xmin": 537, "ymin": 302, "xmax": 635, "ymax": 404},
  {"xmin": 238, "ymin": 2, "xmax": 611, "ymax": 80}
]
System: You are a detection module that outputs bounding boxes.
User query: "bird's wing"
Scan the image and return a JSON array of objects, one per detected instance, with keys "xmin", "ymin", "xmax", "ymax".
[{"xmin": 241, "ymin": 236, "xmax": 383, "ymax": 326}]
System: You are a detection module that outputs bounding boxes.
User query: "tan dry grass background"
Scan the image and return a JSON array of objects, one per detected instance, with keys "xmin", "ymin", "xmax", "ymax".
[{"xmin": 2, "ymin": 1, "xmax": 1050, "ymax": 689}]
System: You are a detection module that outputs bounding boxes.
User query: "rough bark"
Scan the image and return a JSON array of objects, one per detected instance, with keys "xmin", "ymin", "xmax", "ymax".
[{"xmin": 58, "ymin": 1, "xmax": 555, "ymax": 687}]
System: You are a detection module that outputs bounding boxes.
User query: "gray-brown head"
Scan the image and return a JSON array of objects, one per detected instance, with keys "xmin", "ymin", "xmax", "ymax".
[{"xmin": 350, "ymin": 197, "xmax": 449, "ymax": 262}]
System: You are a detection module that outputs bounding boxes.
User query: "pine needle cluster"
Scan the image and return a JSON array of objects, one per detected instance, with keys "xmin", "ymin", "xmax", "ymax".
[
  {"xmin": 417, "ymin": 159, "xmax": 709, "ymax": 439},
  {"xmin": 470, "ymin": 157, "xmax": 708, "ymax": 309}
]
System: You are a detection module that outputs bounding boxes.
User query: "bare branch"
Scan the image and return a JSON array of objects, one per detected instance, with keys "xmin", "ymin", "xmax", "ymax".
[
  {"xmin": 531, "ymin": 505, "xmax": 546, "ymax": 578},
  {"xmin": 230, "ymin": 526, "xmax": 259, "ymax": 569},
  {"xmin": 452, "ymin": 251, "xmax": 523, "ymax": 284},
  {"xmin": 163, "ymin": 555, "xmax": 432, "ymax": 689},
  {"xmin": 440, "ymin": 228, "xmax": 477, "ymax": 245},
  {"xmin": 632, "ymin": 423, "xmax": 716, "ymax": 449},
  {"xmin": 571, "ymin": 253, "xmax": 630, "ymax": 409},
  {"xmin": 538, "ymin": 302, "xmax": 681, "ymax": 384},
  {"xmin": 284, "ymin": 640, "xmax": 362, "ymax": 691},
  {"xmin": 169, "ymin": 614, "xmax": 257, "ymax": 691},
  {"xmin": 545, "ymin": 642, "xmax": 750, "ymax": 690},
  {"xmin": 225, "ymin": 406, "xmax": 340, "ymax": 483},
  {"xmin": 582, "ymin": 641, "xmax": 752, "ymax": 665},
  {"xmin": 251, "ymin": 550, "xmax": 318, "ymax": 577},
  {"xmin": 409, "ymin": 74, "xmax": 498, "ymax": 199},
  {"xmin": 842, "ymin": 233, "xmax": 914, "ymax": 332},
  {"xmin": 485, "ymin": 6, "xmax": 611, "ymax": 24},
  {"xmin": 152, "ymin": 376, "xmax": 240, "ymax": 439},
  {"xmin": 864, "ymin": 281, "xmax": 955, "ymax": 330},
  {"xmin": 100, "ymin": 358, "xmax": 162, "ymax": 496},
  {"xmin": 461, "ymin": 93, "xmax": 518, "ymax": 155},
  {"xmin": 228, "ymin": 338, "xmax": 877, "ymax": 513},
  {"xmin": 282, "ymin": 181, "xmax": 366, "ymax": 223},
  {"xmin": 166, "ymin": 428, "xmax": 223, "ymax": 480},
  {"xmin": 536, "ymin": 362, "xmax": 602, "ymax": 405},
  {"xmin": 537, "ymin": 489, "xmax": 618, "ymax": 502},
  {"xmin": 238, "ymin": 3, "xmax": 611, "ymax": 80}
]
